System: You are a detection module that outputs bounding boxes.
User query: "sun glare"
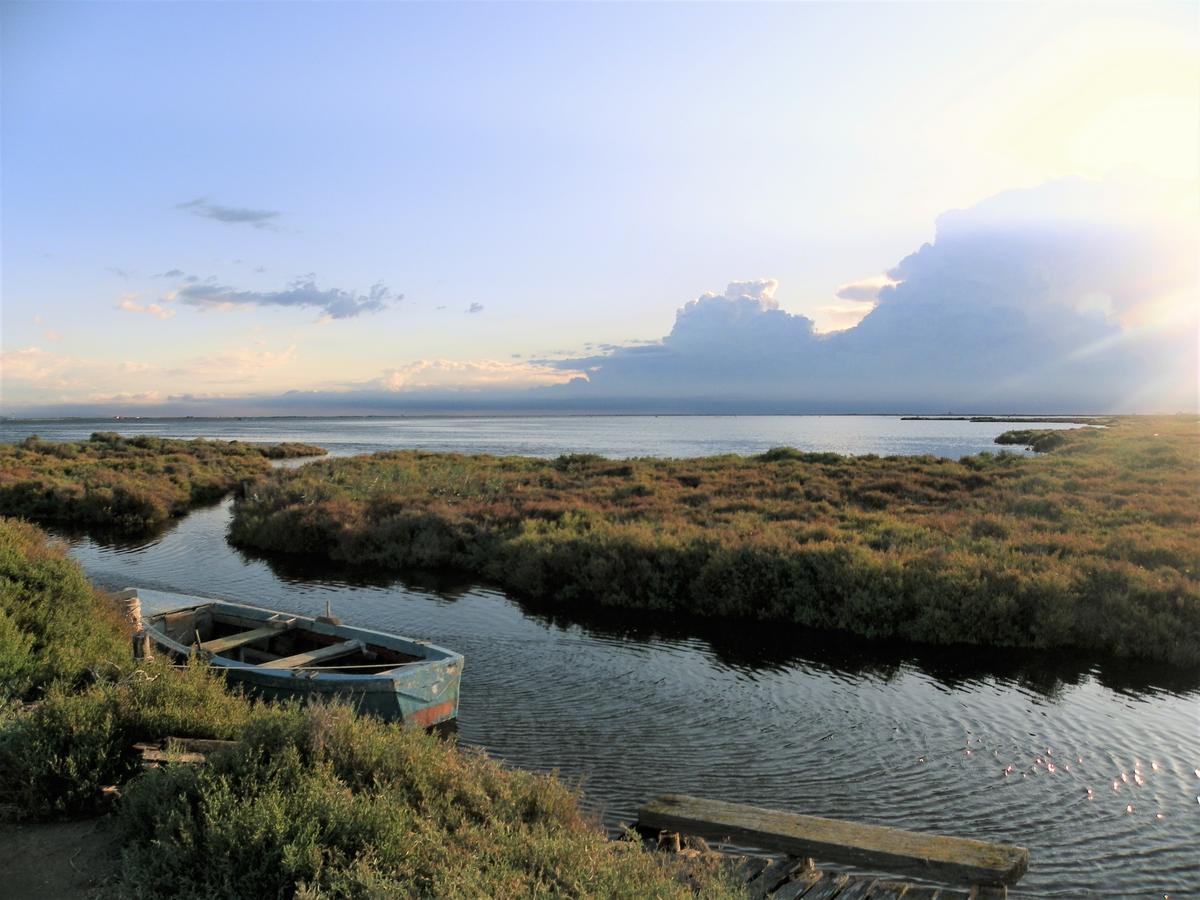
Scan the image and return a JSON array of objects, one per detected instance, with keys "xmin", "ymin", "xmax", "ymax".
[{"xmin": 982, "ymin": 20, "xmax": 1199, "ymax": 184}]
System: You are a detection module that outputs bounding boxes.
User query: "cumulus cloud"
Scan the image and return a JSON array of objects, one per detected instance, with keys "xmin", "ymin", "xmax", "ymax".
[
  {"xmin": 175, "ymin": 277, "xmax": 395, "ymax": 319},
  {"xmin": 177, "ymin": 197, "xmax": 280, "ymax": 228},
  {"xmin": 550, "ymin": 175, "xmax": 1197, "ymax": 411},
  {"xmin": 835, "ymin": 274, "xmax": 898, "ymax": 302},
  {"xmin": 117, "ymin": 294, "xmax": 176, "ymax": 319},
  {"xmin": 811, "ymin": 304, "xmax": 876, "ymax": 334}
]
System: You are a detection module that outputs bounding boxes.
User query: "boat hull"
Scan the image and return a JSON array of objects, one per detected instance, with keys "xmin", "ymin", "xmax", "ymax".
[{"xmin": 135, "ymin": 589, "xmax": 463, "ymax": 727}]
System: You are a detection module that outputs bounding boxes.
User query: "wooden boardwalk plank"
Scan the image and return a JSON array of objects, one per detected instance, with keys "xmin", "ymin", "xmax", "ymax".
[
  {"xmin": 770, "ymin": 869, "xmax": 824, "ymax": 899},
  {"xmin": 802, "ymin": 873, "xmax": 850, "ymax": 899},
  {"xmin": 260, "ymin": 638, "xmax": 363, "ymax": 669},
  {"xmin": 748, "ymin": 857, "xmax": 806, "ymax": 899},
  {"xmin": 836, "ymin": 878, "xmax": 877, "ymax": 900},
  {"xmin": 867, "ymin": 880, "xmax": 911, "ymax": 898},
  {"xmin": 732, "ymin": 856, "xmax": 773, "ymax": 884},
  {"xmin": 639, "ymin": 795, "xmax": 1028, "ymax": 886},
  {"xmin": 896, "ymin": 888, "xmax": 940, "ymax": 900}
]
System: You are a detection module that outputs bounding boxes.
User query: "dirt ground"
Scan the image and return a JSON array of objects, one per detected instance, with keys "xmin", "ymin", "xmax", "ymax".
[{"xmin": 0, "ymin": 817, "xmax": 120, "ymax": 899}]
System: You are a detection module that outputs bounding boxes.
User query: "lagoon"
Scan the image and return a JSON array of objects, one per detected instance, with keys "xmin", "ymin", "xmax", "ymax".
[{"xmin": 3, "ymin": 415, "xmax": 1194, "ymax": 897}]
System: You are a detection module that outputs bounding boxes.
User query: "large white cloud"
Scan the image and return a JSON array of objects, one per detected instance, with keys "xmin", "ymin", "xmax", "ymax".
[{"xmin": 552, "ymin": 175, "xmax": 1197, "ymax": 411}]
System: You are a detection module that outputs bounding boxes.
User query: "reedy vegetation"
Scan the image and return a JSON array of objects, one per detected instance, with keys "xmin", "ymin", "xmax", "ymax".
[
  {"xmin": 0, "ymin": 432, "xmax": 325, "ymax": 533},
  {"xmin": 230, "ymin": 417, "xmax": 1199, "ymax": 667},
  {"xmin": 0, "ymin": 518, "xmax": 739, "ymax": 898}
]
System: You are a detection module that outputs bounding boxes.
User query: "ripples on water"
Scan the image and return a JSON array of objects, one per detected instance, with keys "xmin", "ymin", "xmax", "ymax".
[{"xmin": 61, "ymin": 499, "xmax": 1199, "ymax": 898}]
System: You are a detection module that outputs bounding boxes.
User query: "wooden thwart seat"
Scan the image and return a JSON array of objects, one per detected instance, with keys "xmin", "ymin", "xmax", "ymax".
[
  {"xmin": 199, "ymin": 623, "xmax": 291, "ymax": 655},
  {"xmin": 638, "ymin": 795, "xmax": 1028, "ymax": 892},
  {"xmin": 259, "ymin": 638, "xmax": 364, "ymax": 670}
]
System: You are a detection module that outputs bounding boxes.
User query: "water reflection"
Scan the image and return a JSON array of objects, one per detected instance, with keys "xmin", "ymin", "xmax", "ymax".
[{"xmin": 67, "ymin": 511, "xmax": 1200, "ymax": 700}]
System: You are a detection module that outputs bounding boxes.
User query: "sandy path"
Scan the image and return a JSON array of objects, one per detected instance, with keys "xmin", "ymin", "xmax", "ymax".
[{"xmin": 0, "ymin": 817, "xmax": 120, "ymax": 899}]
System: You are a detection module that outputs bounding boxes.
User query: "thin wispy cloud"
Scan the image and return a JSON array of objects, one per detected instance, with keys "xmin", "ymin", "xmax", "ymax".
[
  {"xmin": 466, "ymin": 302, "xmax": 484, "ymax": 314},
  {"xmin": 371, "ymin": 358, "xmax": 577, "ymax": 392},
  {"xmin": 117, "ymin": 294, "xmax": 176, "ymax": 320},
  {"xmin": 175, "ymin": 276, "xmax": 396, "ymax": 319},
  {"xmin": 176, "ymin": 197, "xmax": 281, "ymax": 229}
]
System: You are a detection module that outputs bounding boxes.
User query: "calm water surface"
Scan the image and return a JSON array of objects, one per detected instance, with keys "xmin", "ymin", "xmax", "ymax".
[
  {"xmin": 0, "ymin": 414, "xmax": 1073, "ymax": 459},
  {"xmin": 3, "ymin": 417, "xmax": 1195, "ymax": 897}
]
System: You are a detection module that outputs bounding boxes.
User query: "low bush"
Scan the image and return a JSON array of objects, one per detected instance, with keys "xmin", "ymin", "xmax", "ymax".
[
  {"xmin": 0, "ymin": 517, "xmax": 129, "ymax": 700},
  {"xmin": 0, "ymin": 433, "xmax": 325, "ymax": 533},
  {"xmin": 229, "ymin": 417, "xmax": 1200, "ymax": 666}
]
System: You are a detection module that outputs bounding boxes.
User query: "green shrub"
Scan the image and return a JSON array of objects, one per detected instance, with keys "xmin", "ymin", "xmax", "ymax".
[
  {"xmin": 0, "ymin": 518, "xmax": 129, "ymax": 699},
  {"xmin": 230, "ymin": 417, "xmax": 1200, "ymax": 666},
  {"xmin": 0, "ymin": 434, "xmax": 326, "ymax": 534}
]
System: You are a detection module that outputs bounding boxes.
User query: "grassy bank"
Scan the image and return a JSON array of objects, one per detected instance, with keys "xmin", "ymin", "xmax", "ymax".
[
  {"xmin": 229, "ymin": 417, "xmax": 1199, "ymax": 667},
  {"xmin": 0, "ymin": 433, "xmax": 325, "ymax": 533},
  {"xmin": 0, "ymin": 518, "xmax": 738, "ymax": 897}
]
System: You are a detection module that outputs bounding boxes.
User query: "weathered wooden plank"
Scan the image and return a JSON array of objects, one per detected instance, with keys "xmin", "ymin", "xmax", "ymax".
[
  {"xmin": 260, "ymin": 638, "xmax": 363, "ymax": 669},
  {"xmin": 896, "ymin": 888, "xmax": 940, "ymax": 900},
  {"xmin": 868, "ymin": 880, "xmax": 911, "ymax": 898},
  {"xmin": 732, "ymin": 856, "xmax": 773, "ymax": 884},
  {"xmin": 802, "ymin": 873, "xmax": 850, "ymax": 900},
  {"xmin": 138, "ymin": 748, "xmax": 207, "ymax": 765},
  {"xmin": 748, "ymin": 857, "xmax": 806, "ymax": 899},
  {"xmin": 770, "ymin": 868, "xmax": 824, "ymax": 899},
  {"xmin": 836, "ymin": 878, "xmax": 878, "ymax": 900},
  {"xmin": 638, "ymin": 795, "xmax": 1028, "ymax": 886},
  {"xmin": 199, "ymin": 624, "xmax": 285, "ymax": 654}
]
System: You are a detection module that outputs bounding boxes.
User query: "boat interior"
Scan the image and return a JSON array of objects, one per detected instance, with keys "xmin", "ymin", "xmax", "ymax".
[{"xmin": 149, "ymin": 605, "xmax": 422, "ymax": 674}]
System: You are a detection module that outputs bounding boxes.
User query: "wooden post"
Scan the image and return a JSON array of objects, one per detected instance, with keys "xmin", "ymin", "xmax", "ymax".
[{"xmin": 118, "ymin": 589, "xmax": 153, "ymax": 661}]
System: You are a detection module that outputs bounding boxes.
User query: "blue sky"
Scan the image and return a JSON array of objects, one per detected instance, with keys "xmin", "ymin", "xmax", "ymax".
[{"xmin": 2, "ymin": 1, "xmax": 1196, "ymax": 414}]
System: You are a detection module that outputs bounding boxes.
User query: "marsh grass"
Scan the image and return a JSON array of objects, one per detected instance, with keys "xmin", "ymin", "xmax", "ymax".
[
  {"xmin": 0, "ymin": 433, "xmax": 325, "ymax": 533},
  {"xmin": 230, "ymin": 417, "xmax": 1199, "ymax": 666},
  {"xmin": 0, "ymin": 517, "xmax": 130, "ymax": 700}
]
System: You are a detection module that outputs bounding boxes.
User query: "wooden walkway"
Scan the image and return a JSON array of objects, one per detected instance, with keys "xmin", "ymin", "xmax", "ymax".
[
  {"xmin": 721, "ymin": 854, "xmax": 972, "ymax": 899},
  {"xmin": 639, "ymin": 794, "xmax": 1028, "ymax": 899}
]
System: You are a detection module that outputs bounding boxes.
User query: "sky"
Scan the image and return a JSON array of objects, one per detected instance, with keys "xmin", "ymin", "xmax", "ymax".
[{"xmin": 1, "ymin": 1, "xmax": 1197, "ymax": 415}]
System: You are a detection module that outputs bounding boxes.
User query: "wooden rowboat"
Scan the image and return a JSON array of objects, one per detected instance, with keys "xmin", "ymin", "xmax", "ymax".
[{"xmin": 129, "ymin": 588, "xmax": 463, "ymax": 728}]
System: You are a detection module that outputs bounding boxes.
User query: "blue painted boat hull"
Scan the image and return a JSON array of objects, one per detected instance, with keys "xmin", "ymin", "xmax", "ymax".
[{"xmin": 135, "ymin": 588, "xmax": 463, "ymax": 727}]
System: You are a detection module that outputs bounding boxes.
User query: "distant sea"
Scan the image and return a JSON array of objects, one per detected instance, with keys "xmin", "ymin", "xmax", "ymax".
[{"xmin": 0, "ymin": 414, "xmax": 1081, "ymax": 459}]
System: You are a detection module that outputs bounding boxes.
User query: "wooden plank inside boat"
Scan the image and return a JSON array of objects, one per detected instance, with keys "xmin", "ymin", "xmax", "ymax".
[
  {"xmin": 199, "ymin": 623, "xmax": 290, "ymax": 654},
  {"xmin": 638, "ymin": 795, "xmax": 1028, "ymax": 887},
  {"xmin": 259, "ymin": 638, "xmax": 364, "ymax": 670}
]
